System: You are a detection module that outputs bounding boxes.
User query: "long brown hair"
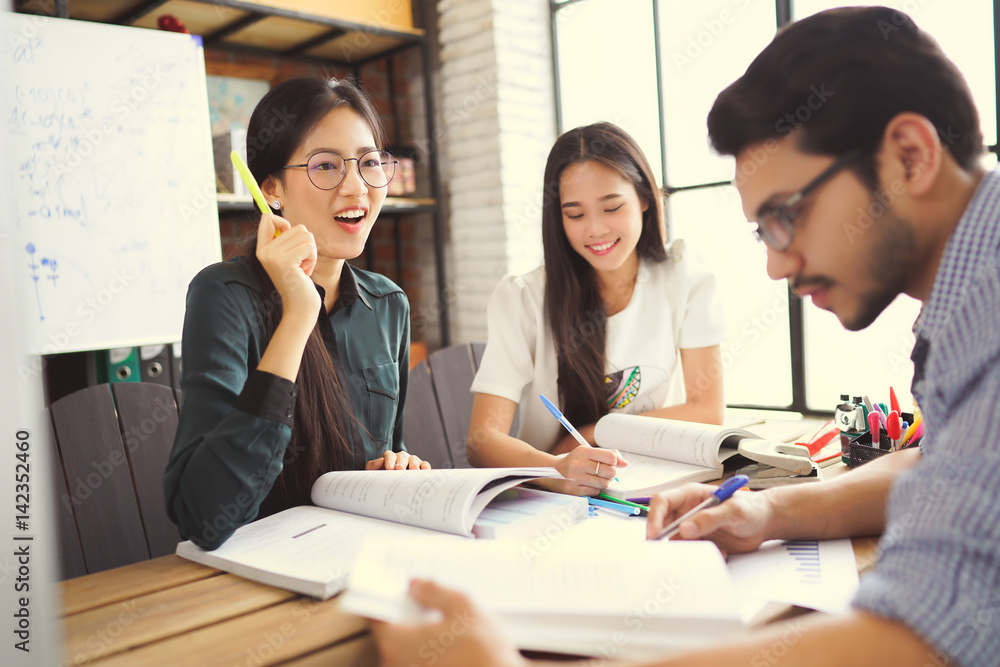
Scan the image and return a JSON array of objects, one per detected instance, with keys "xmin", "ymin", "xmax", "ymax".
[
  {"xmin": 542, "ymin": 122, "xmax": 667, "ymax": 427},
  {"xmin": 242, "ymin": 77, "xmax": 388, "ymax": 511}
]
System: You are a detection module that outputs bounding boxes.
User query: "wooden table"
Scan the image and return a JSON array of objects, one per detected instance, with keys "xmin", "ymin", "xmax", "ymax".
[
  {"xmin": 59, "ymin": 455, "xmax": 881, "ymax": 666},
  {"xmin": 59, "ymin": 537, "xmax": 881, "ymax": 666},
  {"xmin": 59, "ymin": 555, "xmax": 377, "ymax": 666}
]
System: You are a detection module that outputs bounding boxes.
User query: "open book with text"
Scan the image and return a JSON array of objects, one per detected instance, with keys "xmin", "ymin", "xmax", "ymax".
[
  {"xmin": 175, "ymin": 467, "xmax": 565, "ymax": 599},
  {"xmin": 596, "ymin": 414, "xmax": 758, "ymax": 497},
  {"xmin": 341, "ymin": 535, "xmax": 745, "ymax": 660}
]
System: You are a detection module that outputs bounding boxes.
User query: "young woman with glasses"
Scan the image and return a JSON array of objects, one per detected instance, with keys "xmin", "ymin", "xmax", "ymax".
[
  {"xmin": 467, "ymin": 122, "xmax": 726, "ymax": 495},
  {"xmin": 164, "ymin": 78, "xmax": 429, "ymax": 550}
]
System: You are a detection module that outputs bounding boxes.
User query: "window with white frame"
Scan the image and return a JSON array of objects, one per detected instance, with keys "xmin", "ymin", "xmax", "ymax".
[{"xmin": 552, "ymin": 0, "xmax": 997, "ymax": 413}]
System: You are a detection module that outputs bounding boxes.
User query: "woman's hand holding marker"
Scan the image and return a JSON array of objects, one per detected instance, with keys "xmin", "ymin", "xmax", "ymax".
[{"xmin": 255, "ymin": 211, "xmax": 320, "ymax": 316}]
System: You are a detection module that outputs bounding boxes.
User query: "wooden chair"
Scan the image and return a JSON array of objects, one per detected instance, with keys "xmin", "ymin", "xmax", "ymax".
[
  {"xmin": 48, "ymin": 382, "xmax": 181, "ymax": 579},
  {"xmin": 404, "ymin": 342, "xmax": 519, "ymax": 469}
]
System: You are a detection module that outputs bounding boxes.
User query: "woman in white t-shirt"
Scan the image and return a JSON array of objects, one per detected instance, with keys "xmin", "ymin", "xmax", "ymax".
[{"xmin": 467, "ymin": 122, "xmax": 726, "ymax": 495}]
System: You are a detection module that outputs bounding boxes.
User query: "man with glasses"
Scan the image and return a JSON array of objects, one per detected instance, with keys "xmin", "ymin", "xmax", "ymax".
[{"xmin": 371, "ymin": 6, "xmax": 998, "ymax": 667}]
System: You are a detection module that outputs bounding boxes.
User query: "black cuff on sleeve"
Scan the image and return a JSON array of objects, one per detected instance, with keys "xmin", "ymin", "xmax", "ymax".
[{"xmin": 234, "ymin": 370, "xmax": 297, "ymax": 427}]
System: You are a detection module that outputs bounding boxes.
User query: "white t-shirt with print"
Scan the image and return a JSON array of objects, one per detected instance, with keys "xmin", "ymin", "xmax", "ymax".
[{"xmin": 471, "ymin": 240, "xmax": 726, "ymax": 452}]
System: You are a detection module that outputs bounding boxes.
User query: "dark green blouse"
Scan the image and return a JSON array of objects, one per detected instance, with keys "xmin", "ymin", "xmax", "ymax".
[{"xmin": 163, "ymin": 256, "xmax": 409, "ymax": 549}]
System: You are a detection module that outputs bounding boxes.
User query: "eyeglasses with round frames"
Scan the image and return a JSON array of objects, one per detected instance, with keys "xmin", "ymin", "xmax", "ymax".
[
  {"xmin": 283, "ymin": 150, "xmax": 397, "ymax": 190},
  {"xmin": 751, "ymin": 149, "xmax": 863, "ymax": 251}
]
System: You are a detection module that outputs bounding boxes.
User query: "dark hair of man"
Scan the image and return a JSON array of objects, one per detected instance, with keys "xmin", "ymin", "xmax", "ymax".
[
  {"xmin": 542, "ymin": 122, "xmax": 668, "ymax": 428},
  {"xmin": 240, "ymin": 77, "xmax": 388, "ymax": 511},
  {"xmin": 707, "ymin": 6, "xmax": 982, "ymax": 189}
]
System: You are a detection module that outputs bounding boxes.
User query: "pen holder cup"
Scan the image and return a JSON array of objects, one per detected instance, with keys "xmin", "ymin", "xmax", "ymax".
[{"xmin": 847, "ymin": 431, "xmax": 893, "ymax": 468}]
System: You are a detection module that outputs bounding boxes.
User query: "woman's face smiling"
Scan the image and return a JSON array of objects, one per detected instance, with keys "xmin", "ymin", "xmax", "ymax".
[
  {"xmin": 559, "ymin": 160, "xmax": 647, "ymax": 278},
  {"xmin": 270, "ymin": 106, "xmax": 386, "ymax": 261}
]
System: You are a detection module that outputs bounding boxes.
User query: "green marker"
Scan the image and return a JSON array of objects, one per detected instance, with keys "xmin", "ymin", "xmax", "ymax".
[
  {"xmin": 230, "ymin": 150, "xmax": 271, "ymax": 217},
  {"xmin": 597, "ymin": 493, "xmax": 649, "ymax": 512}
]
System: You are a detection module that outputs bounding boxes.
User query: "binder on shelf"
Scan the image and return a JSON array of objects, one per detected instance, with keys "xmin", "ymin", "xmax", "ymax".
[
  {"xmin": 139, "ymin": 345, "xmax": 172, "ymax": 386},
  {"xmin": 96, "ymin": 347, "xmax": 140, "ymax": 384},
  {"xmin": 170, "ymin": 342, "xmax": 183, "ymax": 393}
]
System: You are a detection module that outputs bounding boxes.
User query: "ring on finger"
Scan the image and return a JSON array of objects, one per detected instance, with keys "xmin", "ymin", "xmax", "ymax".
[{"xmin": 595, "ymin": 461, "xmax": 601, "ymax": 476}]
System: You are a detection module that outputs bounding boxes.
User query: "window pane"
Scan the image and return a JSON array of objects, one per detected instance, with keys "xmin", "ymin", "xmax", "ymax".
[
  {"xmin": 656, "ymin": 0, "xmax": 776, "ymax": 187},
  {"xmin": 804, "ymin": 296, "xmax": 922, "ymax": 413},
  {"xmin": 669, "ymin": 185, "xmax": 793, "ymax": 407},
  {"xmin": 794, "ymin": 0, "xmax": 997, "ymax": 146},
  {"xmin": 555, "ymin": 0, "xmax": 663, "ymax": 185},
  {"xmin": 796, "ymin": 0, "xmax": 995, "ymax": 411}
]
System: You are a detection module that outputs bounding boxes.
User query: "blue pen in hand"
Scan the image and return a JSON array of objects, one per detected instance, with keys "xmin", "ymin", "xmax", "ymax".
[
  {"xmin": 539, "ymin": 394, "xmax": 591, "ymax": 449},
  {"xmin": 539, "ymin": 394, "xmax": 623, "ymax": 480},
  {"xmin": 651, "ymin": 475, "xmax": 749, "ymax": 541}
]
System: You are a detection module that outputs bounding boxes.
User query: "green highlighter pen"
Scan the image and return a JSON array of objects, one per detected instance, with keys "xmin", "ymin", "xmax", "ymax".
[
  {"xmin": 230, "ymin": 150, "xmax": 276, "ymax": 228},
  {"xmin": 597, "ymin": 493, "xmax": 649, "ymax": 512}
]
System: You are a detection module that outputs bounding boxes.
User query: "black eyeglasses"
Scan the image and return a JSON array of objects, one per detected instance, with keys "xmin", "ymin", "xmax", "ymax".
[
  {"xmin": 283, "ymin": 150, "xmax": 397, "ymax": 190},
  {"xmin": 751, "ymin": 149, "xmax": 863, "ymax": 251}
]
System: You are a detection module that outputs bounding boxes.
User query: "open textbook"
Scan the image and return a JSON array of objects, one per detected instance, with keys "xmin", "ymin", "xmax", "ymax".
[
  {"xmin": 341, "ymin": 535, "xmax": 745, "ymax": 660},
  {"xmin": 596, "ymin": 414, "xmax": 765, "ymax": 497},
  {"xmin": 175, "ymin": 467, "xmax": 569, "ymax": 599}
]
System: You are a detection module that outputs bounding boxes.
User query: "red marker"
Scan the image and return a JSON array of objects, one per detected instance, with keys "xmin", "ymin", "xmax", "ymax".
[
  {"xmin": 868, "ymin": 411, "xmax": 881, "ymax": 448},
  {"xmin": 889, "ymin": 386, "xmax": 900, "ymax": 414},
  {"xmin": 887, "ymin": 410, "xmax": 901, "ymax": 451}
]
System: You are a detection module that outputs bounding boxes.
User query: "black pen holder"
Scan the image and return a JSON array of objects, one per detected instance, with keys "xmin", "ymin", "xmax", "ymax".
[{"xmin": 847, "ymin": 430, "xmax": 893, "ymax": 468}]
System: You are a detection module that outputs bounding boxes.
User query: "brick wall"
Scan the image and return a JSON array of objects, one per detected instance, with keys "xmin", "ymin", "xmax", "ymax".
[{"xmin": 436, "ymin": 0, "xmax": 556, "ymax": 345}]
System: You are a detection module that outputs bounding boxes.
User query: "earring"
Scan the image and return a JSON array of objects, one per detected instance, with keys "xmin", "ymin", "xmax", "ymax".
[{"xmin": 270, "ymin": 200, "xmax": 281, "ymax": 209}]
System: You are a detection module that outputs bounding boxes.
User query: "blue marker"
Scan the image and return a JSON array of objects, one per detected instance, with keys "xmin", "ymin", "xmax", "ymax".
[
  {"xmin": 651, "ymin": 475, "xmax": 750, "ymax": 541},
  {"xmin": 588, "ymin": 497, "xmax": 640, "ymax": 516}
]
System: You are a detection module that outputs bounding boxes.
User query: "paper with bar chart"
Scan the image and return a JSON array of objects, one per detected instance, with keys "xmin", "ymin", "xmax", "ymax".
[{"xmin": 727, "ymin": 538, "xmax": 860, "ymax": 622}]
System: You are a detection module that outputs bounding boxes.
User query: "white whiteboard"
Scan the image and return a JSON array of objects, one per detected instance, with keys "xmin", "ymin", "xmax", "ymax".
[{"xmin": 2, "ymin": 14, "xmax": 221, "ymax": 354}]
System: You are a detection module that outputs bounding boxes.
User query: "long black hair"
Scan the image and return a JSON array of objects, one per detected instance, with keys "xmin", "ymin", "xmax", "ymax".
[
  {"xmin": 242, "ymin": 77, "xmax": 388, "ymax": 511},
  {"xmin": 541, "ymin": 122, "xmax": 668, "ymax": 427}
]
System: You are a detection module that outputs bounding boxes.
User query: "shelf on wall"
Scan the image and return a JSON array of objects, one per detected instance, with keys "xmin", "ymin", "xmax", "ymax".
[
  {"xmin": 216, "ymin": 193, "xmax": 436, "ymax": 215},
  {"xmin": 16, "ymin": 0, "xmax": 424, "ymax": 63}
]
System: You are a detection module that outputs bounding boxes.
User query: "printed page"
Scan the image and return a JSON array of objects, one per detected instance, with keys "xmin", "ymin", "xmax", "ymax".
[
  {"xmin": 310, "ymin": 468, "xmax": 561, "ymax": 536},
  {"xmin": 595, "ymin": 414, "xmax": 750, "ymax": 468}
]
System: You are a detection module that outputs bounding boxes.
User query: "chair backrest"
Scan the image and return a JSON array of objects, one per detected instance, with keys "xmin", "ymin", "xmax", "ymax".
[
  {"xmin": 49, "ymin": 382, "xmax": 181, "ymax": 579},
  {"xmin": 404, "ymin": 342, "xmax": 519, "ymax": 469}
]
